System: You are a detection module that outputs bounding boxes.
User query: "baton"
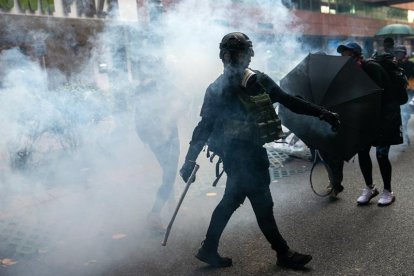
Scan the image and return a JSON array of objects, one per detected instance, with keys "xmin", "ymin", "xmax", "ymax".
[{"xmin": 162, "ymin": 164, "xmax": 200, "ymax": 246}]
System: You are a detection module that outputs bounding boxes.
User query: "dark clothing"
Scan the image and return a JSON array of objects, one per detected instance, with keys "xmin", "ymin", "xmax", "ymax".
[
  {"xmin": 353, "ymin": 60, "xmax": 401, "ymax": 191},
  {"xmin": 186, "ymin": 70, "xmax": 323, "ymax": 162},
  {"xmin": 358, "ymin": 146, "xmax": 391, "ymax": 190},
  {"xmin": 398, "ymin": 60, "xmax": 414, "ymax": 80},
  {"xmin": 315, "ymin": 60, "xmax": 400, "ymax": 192},
  {"xmin": 203, "ymin": 150, "xmax": 288, "ymax": 253},
  {"xmin": 186, "ymin": 69, "xmax": 325, "ymax": 254},
  {"xmin": 318, "ymin": 150, "xmax": 344, "ymax": 190},
  {"xmin": 362, "ymin": 60, "xmax": 403, "ymax": 146}
]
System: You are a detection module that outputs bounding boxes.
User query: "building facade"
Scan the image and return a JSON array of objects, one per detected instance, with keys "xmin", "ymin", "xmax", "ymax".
[{"xmin": 2, "ymin": 0, "xmax": 414, "ymax": 83}]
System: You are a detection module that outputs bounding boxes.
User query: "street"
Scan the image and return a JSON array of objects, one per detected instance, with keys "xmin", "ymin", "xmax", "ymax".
[
  {"xmin": 2, "ymin": 0, "xmax": 414, "ymax": 275},
  {"xmin": 1, "ymin": 126, "xmax": 413, "ymax": 276}
]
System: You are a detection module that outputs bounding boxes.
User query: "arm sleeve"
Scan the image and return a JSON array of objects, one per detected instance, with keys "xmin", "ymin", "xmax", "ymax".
[
  {"xmin": 184, "ymin": 117, "xmax": 215, "ymax": 161},
  {"xmin": 258, "ymin": 73, "xmax": 324, "ymax": 117},
  {"xmin": 184, "ymin": 86, "xmax": 217, "ymax": 162}
]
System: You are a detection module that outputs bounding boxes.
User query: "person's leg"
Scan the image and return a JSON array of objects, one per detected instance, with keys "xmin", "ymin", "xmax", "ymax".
[
  {"xmin": 376, "ymin": 145, "xmax": 395, "ymax": 206},
  {"xmin": 356, "ymin": 146, "xmax": 379, "ymax": 205},
  {"xmin": 318, "ymin": 150, "xmax": 344, "ymax": 194},
  {"xmin": 376, "ymin": 146, "xmax": 392, "ymax": 191},
  {"xmin": 247, "ymin": 168, "xmax": 311, "ymax": 269},
  {"xmin": 248, "ymin": 186, "xmax": 289, "ymax": 254},
  {"xmin": 358, "ymin": 146, "xmax": 373, "ymax": 187},
  {"xmin": 203, "ymin": 185, "xmax": 245, "ymax": 252},
  {"xmin": 196, "ymin": 176, "xmax": 245, "ymax": 267},
  {"xmin": 149, "ymin": 127, "xmax": 180, "ymax": 214}
]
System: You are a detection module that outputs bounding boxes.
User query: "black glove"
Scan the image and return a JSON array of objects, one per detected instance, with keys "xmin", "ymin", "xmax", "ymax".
[
  {"xmin": 179, "ymin": 160, "xmax": 196, "ymax": 183},
  {"xmin": 319, "ymin": 109, "xmax": 340, "ymax": 132}
]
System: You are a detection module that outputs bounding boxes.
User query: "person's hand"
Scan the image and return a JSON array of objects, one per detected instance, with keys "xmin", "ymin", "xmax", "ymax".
[
  {"xmin": 319, "ymin": 109, "xmax": 340, "ymax": 132},
  {"xmin": 179, "ymin": 160, "xmax": 196, "ymax": 183}
]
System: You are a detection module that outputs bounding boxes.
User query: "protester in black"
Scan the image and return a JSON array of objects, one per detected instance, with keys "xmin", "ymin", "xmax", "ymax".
[
  {"xmin": 337, "ymin": 42, "xmax": 404, "ymax": 206},
  {"xmin": 179, "ymin": 32, "xmax": 340, "ymax": 269}
]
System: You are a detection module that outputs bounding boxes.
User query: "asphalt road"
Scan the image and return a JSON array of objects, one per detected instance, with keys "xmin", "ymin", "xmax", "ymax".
[{"xmin": 1, "ymin": 139, "xmax": 414, "ymax": 276}]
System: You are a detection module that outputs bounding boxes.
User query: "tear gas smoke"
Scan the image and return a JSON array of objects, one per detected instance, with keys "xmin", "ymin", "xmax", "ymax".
[{"xmin": 0, "ymin": 1, "xmax": 315, "ymax": 275}]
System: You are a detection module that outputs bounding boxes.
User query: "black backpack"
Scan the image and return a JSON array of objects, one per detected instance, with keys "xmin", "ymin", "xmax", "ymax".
[{"xmin": 370, "ymin": 53, "xmax": 408, "ymax": 105}]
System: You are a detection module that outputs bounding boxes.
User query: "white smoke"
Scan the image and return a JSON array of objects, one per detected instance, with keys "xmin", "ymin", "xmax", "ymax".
[{"xmin": 0, "ymin": 1, "xmax": 312, "ymax": 275}]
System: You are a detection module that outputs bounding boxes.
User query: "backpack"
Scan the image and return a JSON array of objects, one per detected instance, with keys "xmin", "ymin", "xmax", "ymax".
[{"xmin": 370, "ymin": 53, "xmax": 408, "ymax": 105}]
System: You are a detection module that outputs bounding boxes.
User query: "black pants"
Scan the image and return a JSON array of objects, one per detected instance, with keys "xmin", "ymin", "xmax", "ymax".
[
  {"xmin": 316, "ymin": 145, "xmax": 392, "ymax": 192},
  {"xmin": 358, "ymin": 145, "xmax": 392, "ymax": 191},
  {"xmin": 203, "ymin": 146, "xmax": 289, "ymax": 254},
  {"xmin": 318, "ymin": 150, "xmax": 344, "ymax": 190}
]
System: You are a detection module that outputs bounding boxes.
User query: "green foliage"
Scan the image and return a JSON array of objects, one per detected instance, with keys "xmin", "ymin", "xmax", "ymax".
[
  {"xmin": 41, "ymin": 0, "xmax": 54, "ymax": 13},
  {"xmin": 0, "ymin": 0, "xmax": 14, "ymax": 10},
  {"xmin": 29, "ymin": 0, "xmax": 38, "ymax": 11},
  {"xmin": 18, "ymin": 0, "xmax": 29, "ymax": 10}
]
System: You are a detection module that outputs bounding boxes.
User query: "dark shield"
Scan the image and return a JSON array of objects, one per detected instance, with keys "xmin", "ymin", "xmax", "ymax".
[{"xmin": 278, "ymin": 53, "xmax": 383, "ymax": 161}]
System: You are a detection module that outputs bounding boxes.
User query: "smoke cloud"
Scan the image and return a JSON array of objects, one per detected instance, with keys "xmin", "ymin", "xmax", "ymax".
[{"xmin": 0, "ymin": 1, "xmax": 315, "ymax": 275}]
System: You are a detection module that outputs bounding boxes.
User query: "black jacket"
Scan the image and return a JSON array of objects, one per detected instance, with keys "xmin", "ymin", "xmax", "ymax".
[
  {"xmin": 363, "ymin": 60, "xmax": 403, "ymax": 146},
  {"xmin": 184, "ymin": 69, "xmax": 326, "ymax": 167}
]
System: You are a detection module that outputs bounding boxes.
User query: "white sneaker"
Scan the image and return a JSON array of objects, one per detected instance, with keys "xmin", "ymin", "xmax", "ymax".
[
  {"xmin": 378, "ymin": 190, "xmax": 395, "ymax": 206},
  {"xmin": 357, "ymin": 185, "xmax": 379, "ymax": 205}
]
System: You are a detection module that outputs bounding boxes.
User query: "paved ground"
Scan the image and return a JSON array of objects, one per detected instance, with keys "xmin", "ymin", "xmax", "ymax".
[{"xmin": 1, "ymin": 130, "xmax": 414, "ymax": 275}]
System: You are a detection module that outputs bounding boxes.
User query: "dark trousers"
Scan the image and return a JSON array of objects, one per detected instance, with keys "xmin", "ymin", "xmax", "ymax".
[
  {"xmin": 358, "ymin": 145, "xmax": 392, "ymax": 191},
  {"xmin": 203, "ymin": 148, "xmax": 289, "ymax": 254},
  {"xmin": 318, "ymin": 150, "xmax": 344, "ymax": 190}
]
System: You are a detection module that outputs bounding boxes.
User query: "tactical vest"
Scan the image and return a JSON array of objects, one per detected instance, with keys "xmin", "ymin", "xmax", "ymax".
[
  {"xmin": 238, "ymin": 69, "xmax": 285, "ymax": 145},
  {"xmin": 210, "ymin": 69, "xmax": 285, "ymax": 150},
  {"xmin": 207, "ymin": 69, "xmax": 285, "ymax": 187}
]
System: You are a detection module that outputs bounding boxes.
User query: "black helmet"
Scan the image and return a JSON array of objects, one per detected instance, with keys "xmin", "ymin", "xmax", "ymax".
[{"xmin": 219, "ymin": 32, "xmax": 254, "ymax": 60}]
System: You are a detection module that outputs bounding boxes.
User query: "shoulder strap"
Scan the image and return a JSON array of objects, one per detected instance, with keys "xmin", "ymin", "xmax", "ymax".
[
  {"xmin": 241, "ymin": 68, "xmax": 256, "ymax": 88},
  {"xmin": 212, "ymin": 158, "xmax": 224, "ymax": 187},
  {"xmin": 207, "ymin": 152, "xmax": 224, "ymax": 187}
]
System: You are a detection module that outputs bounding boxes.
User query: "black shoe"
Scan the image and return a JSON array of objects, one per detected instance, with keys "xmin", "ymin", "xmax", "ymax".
[
  {"xmin": 277, "ymin": 249, "xmax": 312, "ymax": 269},
  {"xmin": 195, "ymin": 246, "xmax": 232, "ymax": 268}
]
